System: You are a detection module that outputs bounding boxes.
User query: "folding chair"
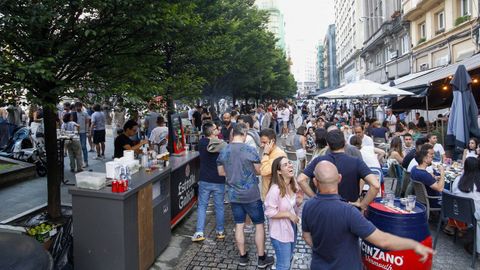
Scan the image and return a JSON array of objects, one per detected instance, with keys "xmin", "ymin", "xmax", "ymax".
[
  {"xmin": 433, "ymin": 191, "xmax": 477, "ymax": 268},
  {"xmin": 412, "ymin": 180, "xmax": 441, "ymax": 219}
]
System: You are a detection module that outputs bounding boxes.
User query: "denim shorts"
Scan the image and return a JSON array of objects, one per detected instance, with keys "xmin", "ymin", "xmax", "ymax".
[{"xmin": 230, "ymin": 200, "xmax": 265, "ymax": 225}]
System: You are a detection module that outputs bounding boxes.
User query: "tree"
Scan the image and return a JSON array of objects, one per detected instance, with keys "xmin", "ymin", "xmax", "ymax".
[{"xmin": 0, "ymin": 0, "xmax": 178, "ymax": 218}]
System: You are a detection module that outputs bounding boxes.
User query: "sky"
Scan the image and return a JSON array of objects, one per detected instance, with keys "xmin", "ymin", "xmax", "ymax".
[
  {"xmin": 279, "ymin": 0, "xmax": 335, "ymax": 46},
  {"xmin": 278, "ymin": 0, "xmax": 335, "ymax": 82}
]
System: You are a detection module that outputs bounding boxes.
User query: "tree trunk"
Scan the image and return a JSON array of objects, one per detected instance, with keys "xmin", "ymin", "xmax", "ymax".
[{"xmin": 43, "ymin": 104, "xmax": 61, "ymax": 218}]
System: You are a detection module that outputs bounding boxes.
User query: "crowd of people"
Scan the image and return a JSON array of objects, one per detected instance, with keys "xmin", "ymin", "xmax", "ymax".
[
  {"xmin": 6, "ymin": 97, "xmax": 480, "ymax": 268},
  {"xmin": 192, "ymin": 100, "xmax": 440, "ymax": 269}
]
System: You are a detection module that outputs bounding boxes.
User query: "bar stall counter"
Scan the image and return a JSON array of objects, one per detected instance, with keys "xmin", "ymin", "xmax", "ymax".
[{"xmin": 69, "ymin": 151, "xmax": 199, "ymax": 270}]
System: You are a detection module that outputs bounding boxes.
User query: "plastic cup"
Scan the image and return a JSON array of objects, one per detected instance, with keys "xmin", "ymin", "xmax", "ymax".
[
  {"xmin": 406, "ymin": 195, "xmax": 416, "ymax": 211},
  {"xmin": 384, "ymin": 191, "xmax": 394, "ymax": 207}
]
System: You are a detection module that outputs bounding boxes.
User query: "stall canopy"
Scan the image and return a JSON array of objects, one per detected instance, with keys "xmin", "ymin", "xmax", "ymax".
[
  {"xmin": 314, "ymin": 87, "xmax": 335, "ymax": 98},
  {"xmin": 392, "ymin": 53, "xmax": 480, "ymax": 111},
  {"xmin": 318, "ymin": 79, "xmax": 414, "ymax": 99}
]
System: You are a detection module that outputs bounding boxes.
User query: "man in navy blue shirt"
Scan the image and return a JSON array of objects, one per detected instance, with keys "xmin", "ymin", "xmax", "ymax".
[
  {"xmin": 192, "ymin": 122, "xmax": 227, "ymax": 242},
  {"xmin": 410, "ymin": 147, "xmax": 445, "ymax": 208},
  {"xmin": 298, "ymin": 129, "xmax": 379, "ymax": 211},
  {"xmin": 302, "ymin": 161, "xmax": 434, "ymax": 270}
]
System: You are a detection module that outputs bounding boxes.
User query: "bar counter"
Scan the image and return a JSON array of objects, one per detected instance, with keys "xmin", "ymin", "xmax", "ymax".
[{"xmin": 69, "ymin": 151, "xmax": 199, "ymax": 270}]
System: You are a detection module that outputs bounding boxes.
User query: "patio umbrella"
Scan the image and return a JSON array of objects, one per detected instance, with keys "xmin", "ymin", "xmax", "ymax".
[
  {"xmin": 318, "ymin": 79, "xmax": 415, "ymax": 99},
  {"xmin": 446, "ymin": 65, "xmax": 480, "ymax": 150}
]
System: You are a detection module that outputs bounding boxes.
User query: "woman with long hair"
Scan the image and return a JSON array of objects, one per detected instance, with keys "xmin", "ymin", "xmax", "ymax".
[
  {"xmin": 388, "ymin": 136, "xmax": 404, "ymax": 164},
  {"xmin": 264, "ymin": 157, "xmax": 303, "ymax": 270},
  {"xmin": 306, "ymin": 126, "xmax": 316, "ymax": 152},
  {"xmin": 462, "ymin": 138, "xmax": 479, "ymax": 163},
  {"xmin": 312, "ymin": 128, "xmax": 328, "ymax": 159},
  {"xmin": 452, "ymin": 157, "xmax": 480, "ymax": 255}
]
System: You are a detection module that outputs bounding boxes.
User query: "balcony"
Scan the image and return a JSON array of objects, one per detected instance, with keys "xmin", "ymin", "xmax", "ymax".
[{"xmin": 402, "ymin": 0, "xmax": 443, "ymax": 20}]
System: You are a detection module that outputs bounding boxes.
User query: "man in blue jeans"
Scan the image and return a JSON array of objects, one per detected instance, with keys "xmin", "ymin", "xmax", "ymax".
[
  {"xmin": 192, "ymin": 122, "xmax": 227, "ymax": 242},
  {"xmin": 217, "ymin": 123, "xmax": 274, "ymax": 268},
  {"xmin": 74, "ymin": 102, "xmax": 90, "ymax": 167}
]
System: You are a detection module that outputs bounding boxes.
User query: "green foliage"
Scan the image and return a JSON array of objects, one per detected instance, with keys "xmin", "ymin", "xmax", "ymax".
[
  {"xmin": 455, "ymin": 15, "xmax": 471, "ymax": 26},
  {"xmin": 418, "ymin": 37, "xmax": 427, "ymax": 45}
]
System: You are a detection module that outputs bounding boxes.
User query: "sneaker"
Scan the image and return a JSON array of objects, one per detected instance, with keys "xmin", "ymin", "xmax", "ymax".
[
  {"xmin": 216, "ymin": 231, "xmax": 225, "ymax": 240},
  {"xmin": 92, "ymin": 156, "xmax": 101, "ymax": 160},
  {"xmin": 239, "ymin": 253, "xmax": 249, "ymax": 266},
  {"xmin": 70, "ymin": 168, "xmax": 75, "ymax": 173},
  {"xmin": 88, "ymin": 149, "xmax": 95, "ymax": 153},
  {"xmin": 191, "ymin": 232, "xmax": 205, "ymax": 242},
  {"xmin": 82, "ymin": 163, "xmax": 89, "ymax": 168},
  {"xmin": 244, "ymin": 224, "xmax": 254, "ymax": 233},
  {"xmin": 257, "ymin": 255, "xmax": 274, "ymax": 269}
]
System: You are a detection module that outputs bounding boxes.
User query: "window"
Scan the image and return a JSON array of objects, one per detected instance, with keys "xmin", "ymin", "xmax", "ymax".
[
  {"xmin": 437, "ymin": 11, "xmax": 445, "ymax": 30},
  {"xmin": 461, "ymin": 0, "xmax": 471, "ymax": 16},
  {"xmin": 375, "ymin": 52, "xmax": 382, "ymax": 66},
  {"xmin": 419, "ymin": 22, "xmax": 426, "ymax": 39},
  {"xmin": 401, "ymin": 35, "xmax": 410, "ymax": 55}
]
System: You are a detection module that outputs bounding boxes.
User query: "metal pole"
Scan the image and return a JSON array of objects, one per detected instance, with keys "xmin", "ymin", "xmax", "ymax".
[{"xmin": 426, "ymin": 96, "xmax": 430, "ymax": 133}]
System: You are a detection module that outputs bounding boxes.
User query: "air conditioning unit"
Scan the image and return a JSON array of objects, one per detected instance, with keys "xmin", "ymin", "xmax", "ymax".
[
  {"xmin": 419, "ymin": 63, "xmax": 429, "ymax": 71},
  {"xmin": 389, "ymin": 50, "xmax": 398, "ymax": 59}
]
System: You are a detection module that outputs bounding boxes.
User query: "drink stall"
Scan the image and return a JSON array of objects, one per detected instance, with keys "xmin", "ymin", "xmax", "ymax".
[{"xmin": 68, "ymin": 112, "xmax": 199, "ymax": 270}]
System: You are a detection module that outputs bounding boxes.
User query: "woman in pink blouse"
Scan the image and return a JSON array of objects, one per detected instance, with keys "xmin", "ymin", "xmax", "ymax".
[{"xmin": 265, "ymin": 157, "xmax": 304, "ymax": 270}]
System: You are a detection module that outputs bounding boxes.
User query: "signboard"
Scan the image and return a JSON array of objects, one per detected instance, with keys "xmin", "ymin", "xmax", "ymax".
[
  {"xmin": 168, "ymin": 113, "xmax": 186, "ymax": 155},
  {"xmin": 170, "ymin": 157, "xmax": 199, "ymax": 227}
]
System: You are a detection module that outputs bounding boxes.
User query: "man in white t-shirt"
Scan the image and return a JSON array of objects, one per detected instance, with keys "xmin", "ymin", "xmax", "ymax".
[
  {"xmin": 408, "ymin": 144, "xmax": 435, "ymax": 173},
  {"xmin": 149, "ymin": 116, "xmax": 169, "ymax": 154},
  {"xmin": 386, "ymin": 109, "xmax": 396, "ymax": 133},
  {"xmin": 427, "ymin": 134, "xmax": 445, "ymax": 162},
  {"xmin": 348, "ymin": 125, "xmax": 374, "ymax": 147}
]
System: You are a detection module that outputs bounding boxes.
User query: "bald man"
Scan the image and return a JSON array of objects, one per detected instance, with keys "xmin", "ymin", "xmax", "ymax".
[
  {"xmin": 220, "ymin": 112, "xmax": 236, "ymax": 143},
  {"xmin": 301, "ymin": 161, "xmax": 434, "ymax": 270}
]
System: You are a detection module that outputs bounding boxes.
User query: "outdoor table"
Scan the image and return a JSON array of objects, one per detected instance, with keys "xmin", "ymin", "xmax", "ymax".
[
  {"xmin": 361, "ymin": 198, "xmax": 433, "ymax": 270},
  {"xmin": 437, "ymin": 162, "xmax": 463, "ymax": 191}
]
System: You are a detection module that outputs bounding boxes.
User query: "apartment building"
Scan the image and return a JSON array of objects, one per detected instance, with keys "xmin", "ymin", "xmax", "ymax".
[
  {"xmin": 255, "ymin": 0, "xmax": 287, "ymax": 51},
  {"xmin": 402, "ymin": 0, "xmax": 480, "ymax": 72},
  {"xmin": 335, "ymin": 0, "xmax": 365, "ymax": 84},
  {"xmin": 361, "ymin": 0, "xmax": 411, "ymax": 83}
]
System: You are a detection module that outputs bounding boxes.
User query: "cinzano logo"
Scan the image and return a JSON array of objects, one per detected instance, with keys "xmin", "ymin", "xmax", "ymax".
[{"xmin": 361, "ymin": 241, "xmax": 404, "ymax": 267}]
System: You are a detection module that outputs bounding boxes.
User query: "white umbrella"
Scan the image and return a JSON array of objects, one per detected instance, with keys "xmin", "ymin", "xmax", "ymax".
[{"xmin": 318, "ymin": 79, "xmax": 415, "ymax": 99}]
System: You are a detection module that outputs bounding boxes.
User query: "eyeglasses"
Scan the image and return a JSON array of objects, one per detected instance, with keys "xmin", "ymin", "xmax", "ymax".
[{"xmin": 280, "ymin": 160, "xmax": 293, "ymax": 167}]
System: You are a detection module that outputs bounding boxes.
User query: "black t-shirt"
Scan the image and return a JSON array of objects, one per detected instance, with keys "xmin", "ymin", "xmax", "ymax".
[
  {"xmin": 192, "ymin": 111, "xmax": 202, "ymax": 129},
  {"xmin": 198, "ymin": 138, "xmax": 225, "ymax": 184},
  {"xmin": 303, "ymin": 152, "xmax": 372, "ymax": 202},
  {"xmin": 114, "ymin": 133, "xmax": 134, "ymax": 158}
]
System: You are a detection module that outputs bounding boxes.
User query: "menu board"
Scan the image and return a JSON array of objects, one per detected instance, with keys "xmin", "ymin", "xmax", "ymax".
[{"xmin": 168, "ymin": 113, "xmax": 186, "ymax": 155}]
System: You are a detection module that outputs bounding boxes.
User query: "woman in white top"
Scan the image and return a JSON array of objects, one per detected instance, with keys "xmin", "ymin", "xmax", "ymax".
[
  {"xmin": 462, "ymin": 138, "xmax": 479, "ymax": 164},
  {"xmin": 349, "ymin": 136, "xmax": 380, "ymax": 168},
  {"xmin": 452, "ymin": 157, "xmax": 480, "ymax": 255}
]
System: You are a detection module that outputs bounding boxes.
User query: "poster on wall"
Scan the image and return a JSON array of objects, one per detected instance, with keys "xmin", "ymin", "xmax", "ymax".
[{"xmin": 168, "ymin": 113, "xmax": 186, "ymax": 155}]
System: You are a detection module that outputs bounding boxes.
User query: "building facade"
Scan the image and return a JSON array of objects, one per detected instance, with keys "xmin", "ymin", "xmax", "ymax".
[
  {"xmin": 335, "ymin": 0, "xmax": 365, "ymax": 85},
  {"xmin": 323, "ymin": 24, "xmax": 339, "ymax": 88},
  {"xmin": 316, "ymin": 44, "xmax": 325, "ymax": 89},
  {"xmin": 402, "ymin": 0, "xmax": 480, "ymax": 72},
  {"xmin": 361, "ymin": 0, "xmax": 411, "ymax": 84},
  {"xmin": 255, "ymin": 0, "xmax": 286, "ymax": 51}
]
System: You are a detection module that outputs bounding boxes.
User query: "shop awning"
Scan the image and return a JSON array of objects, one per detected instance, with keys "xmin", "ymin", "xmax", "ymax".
[
  {"xmin": 383, "ymin": 68, "xmax": 440, "ymax": 87},
  {"xmin": 395, "ymin": 53, "xmax": 480, "ymax": 92}
]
